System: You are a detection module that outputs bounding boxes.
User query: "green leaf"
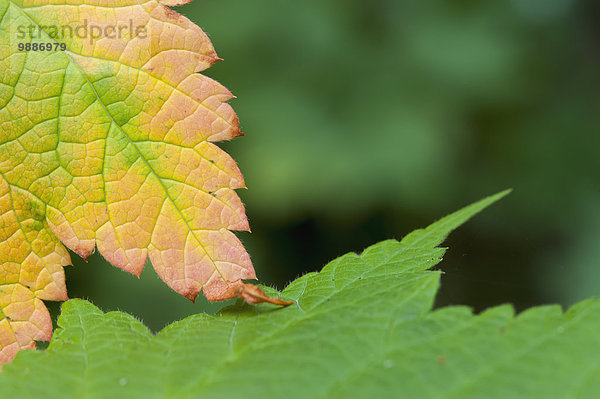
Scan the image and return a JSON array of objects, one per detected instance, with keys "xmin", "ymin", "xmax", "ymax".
[
  {"xmin": 17, "ymin": 191, "xmax": 599, "ymax": 398},
  {"xmin": 19, "ymin": 191, "xmax": 600, "ymax": 399},
  {"xmin": 13, "ymin": 192, "xmax": 599, "ymax": 398}
]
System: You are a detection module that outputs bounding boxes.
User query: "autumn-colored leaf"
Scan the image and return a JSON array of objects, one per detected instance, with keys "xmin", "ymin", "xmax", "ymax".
[{"xmin": 0, "ymin": 0, "xmax": 261, "ymax": 364}]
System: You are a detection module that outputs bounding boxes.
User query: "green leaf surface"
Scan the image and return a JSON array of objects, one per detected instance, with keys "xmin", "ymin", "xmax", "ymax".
[{"xmin": 5, "ymin": 190, "xmax": 598, "ymax": 398}]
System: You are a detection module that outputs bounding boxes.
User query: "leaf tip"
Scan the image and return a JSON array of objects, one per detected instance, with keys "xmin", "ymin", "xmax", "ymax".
[
  {"xmin": 184, "ymin": 292, "xmax": 198, "ymax": 303},
  {"xmin": 494, "ymin": 188, "xmax": 513, "ymax": 199},
  {"xmin": 235, "ymin": 283, "xmax": 293, "ymax": 306}
]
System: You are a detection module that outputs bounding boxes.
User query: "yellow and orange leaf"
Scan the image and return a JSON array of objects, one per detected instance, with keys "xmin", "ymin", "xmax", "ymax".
[{"xmin": 0, "ymin": 0, "xmax": 262, "ymax": 364}]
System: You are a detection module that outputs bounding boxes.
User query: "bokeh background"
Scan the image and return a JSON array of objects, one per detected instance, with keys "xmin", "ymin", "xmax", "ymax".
[{"xmin": 48, "ymin": 0, "xmax": 600, "ymax": 332}]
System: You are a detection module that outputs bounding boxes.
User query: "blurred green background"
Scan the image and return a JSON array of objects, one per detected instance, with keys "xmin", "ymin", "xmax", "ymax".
[{"xmin": 49, "ymin": 0, "xmax": 600, "ymax": 332}]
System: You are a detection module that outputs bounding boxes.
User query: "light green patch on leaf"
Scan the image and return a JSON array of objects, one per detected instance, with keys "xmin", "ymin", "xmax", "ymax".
[{"xmin": 13, "ymin": 191, "xmax": 600, "ymax": 398}]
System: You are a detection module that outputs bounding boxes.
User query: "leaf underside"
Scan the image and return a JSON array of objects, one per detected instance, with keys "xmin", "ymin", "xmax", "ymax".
[
  {"xmin": 0, "ymin": 0, "xmax": 256, "ymax": 364},
  {"xmin": 9, "ymin": 191, "xmax": 598, "ymax": 399}
]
